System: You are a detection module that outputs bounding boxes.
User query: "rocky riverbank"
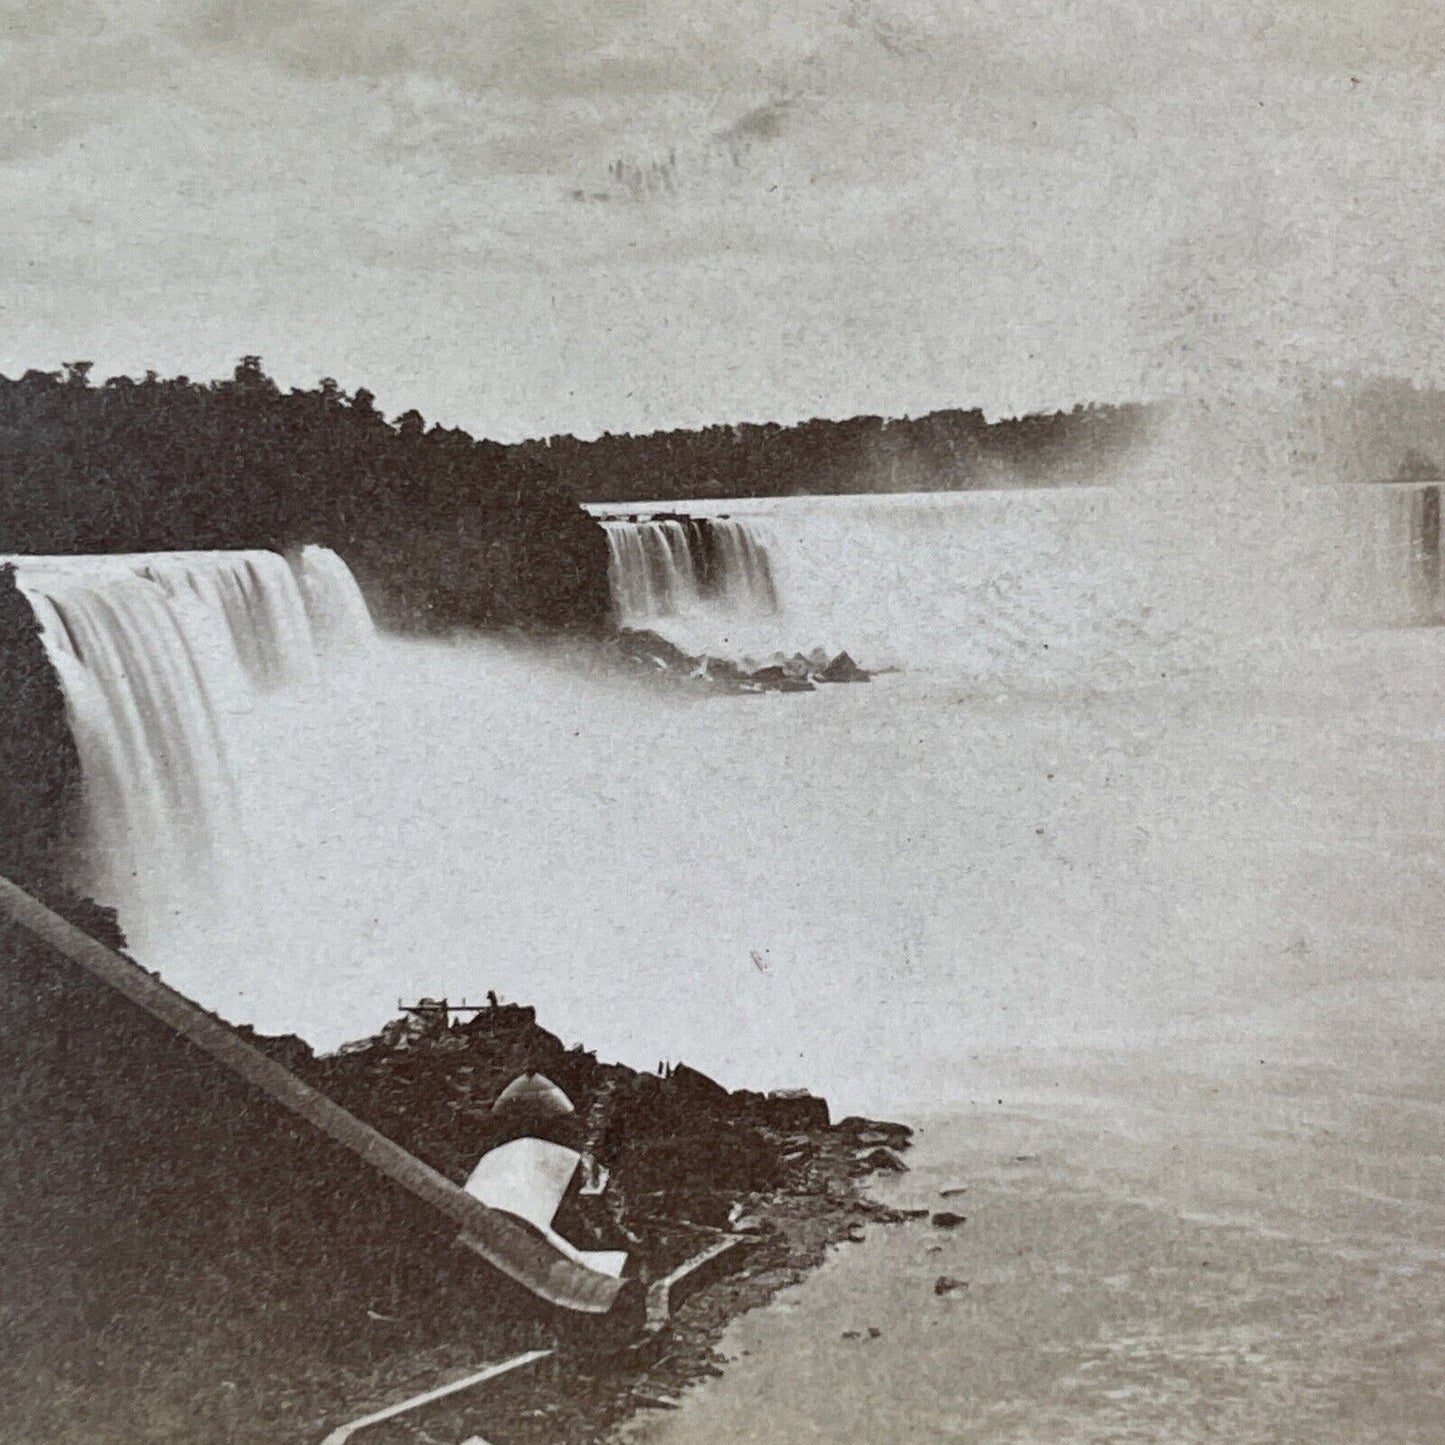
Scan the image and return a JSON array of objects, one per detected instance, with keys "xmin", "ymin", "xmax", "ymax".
[
  {"xmin": 3, "ymin": 925, "xmax": 916, "ymax": 1445},
  {"xmin": 245, "ymin": 1001, "xmax": 915, "ymax": 1442}
]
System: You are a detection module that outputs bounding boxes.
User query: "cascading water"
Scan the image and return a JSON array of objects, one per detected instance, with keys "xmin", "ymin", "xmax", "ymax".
[
  {"xmin": 599, "ymin": 516, "xmax": 780, "ymax": 620},
  {"xmin": 591, "ymin": 484, "xmax": 1442, "ymax": 680},
  {"xmin": 600, "ymin": 520, "xmax": 699, "ymax": 618},
  {"xmin": 599, "ymin": 515, "xmax": 779, "ymax": 656},
  {"xmin": 709, "ymin": 520, "xmax": 779, "ymax": 613},
  {"xmin": 9, "ymin": 546, "xmax": 374, "ymax": 956},
  {"xmin": 294, "ymin": 543, "xmax": 375, "ymax": 651}
]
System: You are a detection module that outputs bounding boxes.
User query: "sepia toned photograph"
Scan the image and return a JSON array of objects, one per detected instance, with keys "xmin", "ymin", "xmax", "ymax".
[{"xmin": 4, "ymin": 2, "xmax": 1445, "ymax": 1441}]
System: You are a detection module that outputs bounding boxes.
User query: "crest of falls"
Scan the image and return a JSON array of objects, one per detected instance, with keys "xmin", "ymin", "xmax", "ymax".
[
  {"xmin": 10, "ymin": 545, "xmax": 373, "ymax": 954},
  {"xmin": 590, "ymin": 484, "xmax": 1443, "ymax": 681}
]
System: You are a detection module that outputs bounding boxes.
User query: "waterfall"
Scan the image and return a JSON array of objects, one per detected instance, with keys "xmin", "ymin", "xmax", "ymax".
[
  {"xmin": 599, "ymin": 516, "xmax": 778, "ymax": 628},
  {"xmin": 600, "ymin": 520, "xmax": 699, "ymax": 619},
  {"xmin": 8, "ymin": 547, "xmax": 374, "ymax": 949},
  {"xmin": 710, "ymin": 520, "xmax": 779, "ymax": 613},
  {"xmin": 294, "ymin": 543, "xmax": 376, "ymax": 651},
  {"xmin": 591, "ymin": 485, "xmax": 1443, "ymax": 677}
]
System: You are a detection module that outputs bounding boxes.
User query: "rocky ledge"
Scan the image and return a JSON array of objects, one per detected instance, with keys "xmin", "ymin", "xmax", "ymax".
[
  {"xmin": 240, "ymin": 1001, "xmax": 915, "ymax": 1441},
  {"xmin": 610, "ymin": 627, "xmax": 872, "ymax": 693}
]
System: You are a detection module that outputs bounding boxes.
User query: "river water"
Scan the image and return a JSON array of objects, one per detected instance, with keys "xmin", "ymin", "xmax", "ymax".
[
  {"xmin": 27, "ymin": 484, "xmax": 1438, "ymax": 1118},
  {"xmin": 620, "ymin": 1029, "xmax": 1445, "ymax": 1442},
  {"xmin": 18, "ymin": 486, "xmax": 1445, "ymax": 1437},
  {"xmin": 579, "ymin": 487, "xmax": 1445, "ymax": 1442}
]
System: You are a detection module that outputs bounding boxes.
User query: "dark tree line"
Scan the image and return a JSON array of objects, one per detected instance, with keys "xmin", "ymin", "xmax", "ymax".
[
  {"xmin": 521, "ymin": 401, "xmax": 1154, "ymax": 504},
  {"xmin": 0, "ymin": 359, "xmax": 611, "ymax": 632}
]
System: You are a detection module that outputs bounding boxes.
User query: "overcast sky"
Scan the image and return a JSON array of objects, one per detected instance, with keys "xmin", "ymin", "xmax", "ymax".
[{"xmin": 3, "ymin": 1, "xmax": 1444, "ymax": 439}]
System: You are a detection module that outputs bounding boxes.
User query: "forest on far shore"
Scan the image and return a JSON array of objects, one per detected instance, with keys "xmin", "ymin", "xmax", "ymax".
[{"xmin": 521, "ymin": 401, "xmax": 1154, "ymax": 503}]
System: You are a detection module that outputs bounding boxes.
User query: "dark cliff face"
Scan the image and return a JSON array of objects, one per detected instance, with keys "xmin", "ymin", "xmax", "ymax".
[
  {"xmin": 0, "ymin": 566, "xmax": 82, "ymax": 896},
  {"xmin": 344, "ymin": 463, "xmax": 614, "ymax": 634}
]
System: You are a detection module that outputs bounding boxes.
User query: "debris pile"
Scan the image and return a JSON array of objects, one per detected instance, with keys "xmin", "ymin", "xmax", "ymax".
[
  {"xmin": 275, "ymin": 1000, "xmax": 912, "ymax": 1283},
  {"xmin": 284, "ymin": 1000, "xmax": 918, "ymax": 1441}
]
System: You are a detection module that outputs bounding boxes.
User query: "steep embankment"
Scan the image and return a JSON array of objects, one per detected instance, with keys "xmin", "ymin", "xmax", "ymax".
[{"xmin": 0, "ymin": 565, "xmax": 83, "ymax": 900}]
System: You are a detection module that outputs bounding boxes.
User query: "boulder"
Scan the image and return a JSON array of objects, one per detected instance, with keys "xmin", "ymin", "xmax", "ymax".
[
  {"xmin": 615, "ymin": 628, "xmax": 696, "ymax": 673},
  {"xmin": 835, "ymin": 1116, "xmax": 914, "ymax": 1148},
  {"xmin": 236, "ymin": 1028, "xmax": 314, "ymax": 1072},
  {"xmin": 752, "ymin": 1089, "xmax": 831, "ymax": 1132},
  {"xmin": 818, "ymin": 651, "xmax": 870, "ymax": 684},
  {"xmin": 747, "ymin": 666, "xmax": 815, "ymax": 693},
  {"xmin": 463, "ymin": 1002, "xmax": 540, "ymax": 1037},
  {"xmin": 699, "ymin": 655, "xmax": 743, "ymax": 684},
  {"xmin": 852, "ymin": 1146, "xmax": 908, "ymax": 1175},
  {"xmin": 664, "ymin": 1063, "xmax": 731, "ymax": 1108},
  {"xmin": 930, "ymin": 1211, "xmax": 966, "ymax": 1229}
]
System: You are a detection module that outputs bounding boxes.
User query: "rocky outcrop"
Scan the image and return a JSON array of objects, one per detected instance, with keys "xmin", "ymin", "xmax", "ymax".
[
  {"xmin": 733, "ymin": 1088, "xmax": 832, "ymax": 1132},
  {"xmin": 1, "ymin": 927, "xmax": 916, "ymax": 1445},
  {"xmin": 295, "ymin": 1005, "xmax": 899, "ymax": 1267},
  {"xmin": 611, "ymin": 628, "xmax": 873, "ymax": 694},
  {"xmin": 819, "ymin": 650, "xmax": 869, "ymax": 683},
  {"xmin": 835, "ymin": 1115, "xmax": 915, "ymax": 1149}
]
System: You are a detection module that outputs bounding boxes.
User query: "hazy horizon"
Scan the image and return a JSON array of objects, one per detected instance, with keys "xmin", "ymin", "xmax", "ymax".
[{"xmin": 6, "ymin": 1, "xmax": 1445, "ymax": 442}]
